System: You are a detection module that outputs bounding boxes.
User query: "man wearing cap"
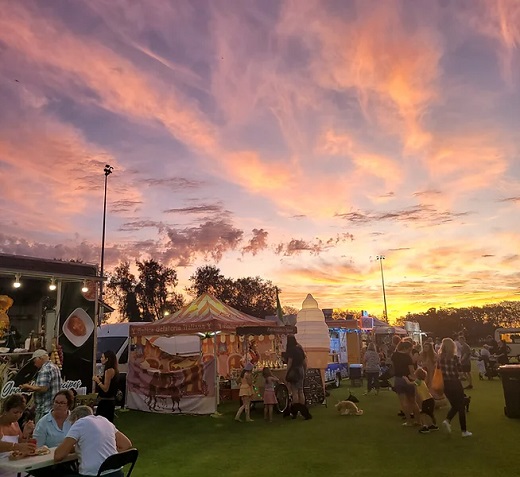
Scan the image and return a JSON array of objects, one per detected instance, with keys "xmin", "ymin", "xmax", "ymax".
[{"xmin": 20, "ymin": 349, "xmax": 62, "ymax": 422}]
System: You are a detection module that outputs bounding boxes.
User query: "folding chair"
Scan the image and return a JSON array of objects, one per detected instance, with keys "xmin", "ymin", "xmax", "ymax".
[{"xmin": 95, "ymin": 448, "xmax": 139, "ymax": 477}]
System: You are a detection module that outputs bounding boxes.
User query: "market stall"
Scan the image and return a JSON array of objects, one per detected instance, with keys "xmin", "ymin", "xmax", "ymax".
[
  {"xmin": 235, "ymin": 324, "xmax": 296, "ymax": 412},
  {"xmin": 126, "ymin": 293, "xmax": 276, "ymax": 415},
  {"xmin": 0, "ymin": 254, "xmax": 102, "ymax": 403}
]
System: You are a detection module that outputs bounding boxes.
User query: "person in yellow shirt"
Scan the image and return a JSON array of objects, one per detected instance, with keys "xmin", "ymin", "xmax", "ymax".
[{"xmin": 405, "ymin": 368, "xmax": 438, "ymax": 434}]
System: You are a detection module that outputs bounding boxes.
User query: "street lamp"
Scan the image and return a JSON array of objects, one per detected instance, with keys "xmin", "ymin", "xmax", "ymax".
[
  {"xmin": 376, "ymin": 255, "xmax": 388, "ymax": 323},
  {"xmin": 98, "ymin": 164, "xmax": 113, "ymax": 326}
]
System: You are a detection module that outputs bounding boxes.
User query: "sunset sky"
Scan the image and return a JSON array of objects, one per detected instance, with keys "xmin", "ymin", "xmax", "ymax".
[{"xmin": 1, "ymin": 0, "xmax": 519, "ymax": 321}]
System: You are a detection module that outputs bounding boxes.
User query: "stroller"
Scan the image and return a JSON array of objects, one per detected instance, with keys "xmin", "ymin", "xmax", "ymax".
[
  {"xmin": 478, "ymin": 354, "xmax": 499, "ymax": 380},
  {"xmin": 379, "ymin": 364, "xmax": 393, "ymax": 389}
]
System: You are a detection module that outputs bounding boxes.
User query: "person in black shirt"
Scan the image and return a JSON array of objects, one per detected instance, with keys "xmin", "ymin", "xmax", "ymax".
[
  {"xmin": 93, "ymin": 350, "xmax": 119, "ymax": 422},
  {"xmin": 391, "ymin": 341, "xmax": 420, "ymax": 426},
  {"xmin": 285, "ymin": 336, "xmax": 311, "ymax": 420}
]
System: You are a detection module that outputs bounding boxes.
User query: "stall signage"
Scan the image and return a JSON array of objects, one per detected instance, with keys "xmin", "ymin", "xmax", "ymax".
[
  {"xmin": 303, "ymin": 368, "xmax": 325, "ymax": 406},
  {"xmin": 1, "ymin": 379, "xmax": 84, "ymax": 399}
]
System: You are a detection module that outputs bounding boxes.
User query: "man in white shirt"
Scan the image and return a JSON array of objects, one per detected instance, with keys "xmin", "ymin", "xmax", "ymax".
[{"xmin": 54, "ymin": 406, "xmax": 132, "ymax": 477}]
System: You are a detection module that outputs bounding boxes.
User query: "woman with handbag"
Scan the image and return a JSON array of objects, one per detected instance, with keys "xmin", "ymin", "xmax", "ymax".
[
  {"xmin": 285, "ymin": 336, "xmax": 312, "ymax": 420},
  {"xmin": 438, "ymin": 338, "xmax": 472, "ymax": 437}
]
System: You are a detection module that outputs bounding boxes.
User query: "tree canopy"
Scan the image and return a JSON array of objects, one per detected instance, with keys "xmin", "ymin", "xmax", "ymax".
[
  {"xmin": 107, "ymin": 259, "xmax": 184, "ymax": 322},
  {"xmin": 186, "ymin": 265, "xmax": 278, "ymax": 318}
]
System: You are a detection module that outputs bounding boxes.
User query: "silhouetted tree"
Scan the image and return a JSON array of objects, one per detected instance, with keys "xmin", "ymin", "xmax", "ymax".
[
  {"xmin": 187, "ymin": 266, "xmax": 277, "ymax": 318},
  {"xmin": 107, "ymin": 260, "xmax": 184, "ymax": 322}
]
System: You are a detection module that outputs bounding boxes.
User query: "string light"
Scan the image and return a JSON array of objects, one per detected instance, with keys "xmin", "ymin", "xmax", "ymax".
[
  {"xmin": 13, "ymin": 273, "xmax": 21, "ymax": 288},
  {"xmin": 49, "ymin": 277, "xmax": 57, "ymax": 291},
  {"xmin": 81, "ymin": 280, "xmax": 89, "ymax": 293}
]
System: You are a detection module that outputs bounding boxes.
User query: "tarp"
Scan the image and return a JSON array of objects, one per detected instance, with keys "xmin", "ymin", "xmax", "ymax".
[{"xmin": 126, "ymin": 334, "xmax": 216, "ymax": 415}]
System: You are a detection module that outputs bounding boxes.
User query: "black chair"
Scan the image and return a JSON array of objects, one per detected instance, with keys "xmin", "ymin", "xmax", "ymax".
[{"xmin": 96, "ymin": 448, "xmax": 139, "ymax": 477}]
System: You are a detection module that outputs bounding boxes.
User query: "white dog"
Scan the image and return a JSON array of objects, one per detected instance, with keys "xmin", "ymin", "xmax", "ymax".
[{"xmin": 335, "ymin": 400, "xmax": 364, "ymax": 416}]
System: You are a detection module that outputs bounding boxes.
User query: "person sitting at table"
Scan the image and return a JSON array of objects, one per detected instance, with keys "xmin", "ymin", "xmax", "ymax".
[
  {"xmin": 0, "ymin": 394, "xmax": 36, "ymax": 477},
  {"xmin": 54, "ymin": 406, "xmax": 132, "ymax": 477},
  {"xmin": 33, "ymin": 390, "xmax": 74, "ymax": 448}
]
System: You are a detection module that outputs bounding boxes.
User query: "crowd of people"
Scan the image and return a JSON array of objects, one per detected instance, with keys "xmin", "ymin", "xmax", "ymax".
[
  {"xmin": 361, "ymin": 333, "xmax": 511, "ymax": 438},
  {"xmin": 0, "ymin": 349, "xmax": 132, "ymax": 477}
]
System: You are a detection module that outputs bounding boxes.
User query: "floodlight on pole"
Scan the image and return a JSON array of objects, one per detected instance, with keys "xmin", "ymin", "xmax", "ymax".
[
  {"xmin": 376, "ymin": 255, "xmax": 389, "ymax": 323},
  {"xmin": 98, "ymin": 164, "xmax": 113, "ymax": 326}
]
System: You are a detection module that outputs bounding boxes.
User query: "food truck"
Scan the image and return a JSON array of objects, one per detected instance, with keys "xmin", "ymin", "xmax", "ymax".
[
  {"xmin": 324, "ymin": 319, "xmax": 362, "ymax": 387},
  {"xmin": 0, "ymin": 253, "xmax": 101, "ymax": 402}
]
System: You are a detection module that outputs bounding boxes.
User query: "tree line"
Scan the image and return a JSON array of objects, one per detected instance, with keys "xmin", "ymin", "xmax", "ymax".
[
  {"xmin": 394, "ymin": 303, "xmax": 520, "ymax": 344},
  {"xmin": 106, "ymin": 262, "xmax": 279, "ymax": 322},
  {"xmin": 105, "ymin": 260, "xmax": 520, "ymax": 343}
]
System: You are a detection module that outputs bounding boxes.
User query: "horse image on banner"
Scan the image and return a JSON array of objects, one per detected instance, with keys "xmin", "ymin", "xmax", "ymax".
[{"xmin": 127, "ymin": 334, "xmax": 216, "ymax": 415}]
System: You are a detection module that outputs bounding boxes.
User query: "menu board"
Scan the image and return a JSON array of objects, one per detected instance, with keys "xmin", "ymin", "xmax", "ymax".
[{"xmin": 303, "ymin": 368, "xmax": 325, "ymax": 406}]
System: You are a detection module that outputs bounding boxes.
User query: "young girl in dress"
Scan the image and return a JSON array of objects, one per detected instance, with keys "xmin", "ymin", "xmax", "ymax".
[
  {"xmin": 262, "ymin": 367, "xmax": 279, "ymax": 422},
  {"xmin": 235, "ymin": 367, "xmax": 254, "ymax": 422}
]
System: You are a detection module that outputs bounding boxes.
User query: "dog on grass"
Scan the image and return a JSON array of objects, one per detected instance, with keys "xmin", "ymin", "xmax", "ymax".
[{"xmin": 335, "ymin": 400, "xmax": 364, "ymax": 416}]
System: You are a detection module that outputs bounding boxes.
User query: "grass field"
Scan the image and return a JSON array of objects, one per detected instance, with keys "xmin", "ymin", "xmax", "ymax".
[{"xmin": 116, "ymin": 373, "xmax": 519, "ymax": 477}]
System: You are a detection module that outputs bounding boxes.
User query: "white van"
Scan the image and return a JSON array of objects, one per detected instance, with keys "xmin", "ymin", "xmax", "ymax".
[
  {"xmin": 494, "ymin": 328, "xmax": 520, "ymax": 360},
  {"xmin": 96, "ymin": 323, "xmax": 201, "ymax": 406}
]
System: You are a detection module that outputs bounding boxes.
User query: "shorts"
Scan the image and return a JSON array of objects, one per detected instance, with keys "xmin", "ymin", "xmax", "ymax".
[
  {"xmin": 461, "ymin": 363, "xmax": 471, "ymax": 373},
  {"xmin": 421, "ymin": 398, "xmax": 435, "ymax": 418},
  {"xmin": 393, "ymin": 377, "xmax": 415, "ymax": 396}
]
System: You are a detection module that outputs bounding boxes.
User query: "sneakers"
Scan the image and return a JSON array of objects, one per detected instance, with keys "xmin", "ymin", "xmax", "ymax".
[
  {"xmin": 442, "ymin": 420, "xmax": 452, "ymax": 433},
  {"xmin": 462, "ymin": 431, "xmax": 473, "ymax": 438},
  {"xmin": 428, "ymin": 425, "xmax": 439, "ymax": 431},
  {"xmin": 419, "ymin": 426, "xmax": 430, "ymax": 434}
]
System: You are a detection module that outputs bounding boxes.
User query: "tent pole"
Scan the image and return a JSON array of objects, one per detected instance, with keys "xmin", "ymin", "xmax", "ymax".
[{"xmin": 214, "ymin": 331, "xmax": 219, "ymax": 408}]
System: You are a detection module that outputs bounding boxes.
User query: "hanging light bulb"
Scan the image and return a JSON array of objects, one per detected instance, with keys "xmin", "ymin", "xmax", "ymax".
[
  {"xmin": 13, "ymin": 273, "xmax": 21, "ymax": 288},
  {"xmin": 81, "ymin": 280, "xmax": 89, "ymax": 293},
  {"xmin": 49, "ymin": 277, "xmax": 57, "ymax": 291}
]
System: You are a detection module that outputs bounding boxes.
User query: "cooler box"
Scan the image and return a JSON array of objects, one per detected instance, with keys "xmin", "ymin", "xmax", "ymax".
[{"xmin": 349, "ymin": 364, "xmax": 363, "ymax": 386}]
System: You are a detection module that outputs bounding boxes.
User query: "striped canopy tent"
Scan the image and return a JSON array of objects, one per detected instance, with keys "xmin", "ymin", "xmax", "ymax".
[{"xmin": 154, "ymin": 292, "xmax": 267, "ymax": 334}]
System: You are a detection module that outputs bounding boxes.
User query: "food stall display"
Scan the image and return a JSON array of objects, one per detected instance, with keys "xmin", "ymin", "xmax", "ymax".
[
  {"xmin": 0, "ymin": 255, "xmax": 101, "ymax": 402},
  {"xmin": 126, "ymin": 293, "xmax": 269, "ymax": 414},
  {"xmin": 235, "ymin": 325, "xmax": 296, "ymax": 412}
]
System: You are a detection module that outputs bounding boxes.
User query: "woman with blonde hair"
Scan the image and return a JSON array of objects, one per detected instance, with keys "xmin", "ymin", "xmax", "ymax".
[
  {"xmin": 419, "ymin": 342, "xmax": 437, "ymax": 388},
  {"xmin": 438, "ymin": 338, "xmax": 472, "ymax": 437}
]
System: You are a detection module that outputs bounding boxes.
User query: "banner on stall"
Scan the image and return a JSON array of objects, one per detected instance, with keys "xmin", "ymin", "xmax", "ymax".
[{"xmin": 127, "ymin": 333, "xmax": 216, "ymax": 415}]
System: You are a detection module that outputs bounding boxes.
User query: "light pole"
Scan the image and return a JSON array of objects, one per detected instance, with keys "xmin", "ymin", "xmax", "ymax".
[
  {"xmin": 98, "ymin": 164, "xmax": 113, "ymax": 326},
  {"xmin": 376, "ymin": 255, "xmax": 388, "ymax": 323}
]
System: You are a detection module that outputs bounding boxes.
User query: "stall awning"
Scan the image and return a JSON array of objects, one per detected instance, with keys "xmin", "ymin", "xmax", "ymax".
[{"xmin": 130, "ymin": 293, "xmax": 268, "ymax": 336}]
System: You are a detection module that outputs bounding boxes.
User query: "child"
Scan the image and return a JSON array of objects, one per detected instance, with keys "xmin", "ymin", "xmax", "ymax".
[
  {"xmin": 262, "ymin": 367, "xmax": 279, "ymax": 422},
  {"xmin": 405, "ymin": 367, "xmax": 438, "ymax": 434},
  {"xmin": 235, "ymin": 367, "xmax": 254, "ymax": 422}
]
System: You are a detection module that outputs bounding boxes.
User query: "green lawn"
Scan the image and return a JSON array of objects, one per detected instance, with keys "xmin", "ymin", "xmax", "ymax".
[{"xmin": 116, "ymin": 374, "xmax": 518, "ymax": 477}]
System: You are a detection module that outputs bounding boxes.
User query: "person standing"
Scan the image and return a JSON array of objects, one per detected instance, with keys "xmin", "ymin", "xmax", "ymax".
[
  {"xmin": 54, "ymin": 406, "xmax": 132, "ymax": 477},
  {"xmin": 363, "ymin": 343, "xmax": 380, "ymax": 395},
  {"xmin": 262, "ymin": 367, "xmax": 279, "ymax": 422},
  {"xmin": 235, "ymin": 366, "xmax": 254, "ymax": 422},
  {"xmin": 438, "ymin": 338, "xmax": 472, "ymax": 437},
  {"xmin": 419, "ymin": 342, "xmax": 437, "ymax": 388},
  {"xmin": 285, "ymin": 335, "xmax": 312, "ymax": 420},
  {"xmin": 93, "ymin": 350, "xmax": 119, "ymax": 423},
  {"xmin": 20, "ymin": 349, "xmax": 62, "ymax": 423},
  {"xmin": 495, "ymin": 340, "xmax": 509, "ymax": 366},
  {"xmin": 459, "ymin": 336, "xmax": 473, "ymax": 389},
  {"xmin": 391, "ymin": 341, "xmax": 420, "ymax": 427}
]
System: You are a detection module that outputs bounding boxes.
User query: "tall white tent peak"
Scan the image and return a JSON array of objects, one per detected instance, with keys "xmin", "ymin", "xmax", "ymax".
[{"xmin": 302, "ymin": 294, "xmax": 318, "ymax": 310}]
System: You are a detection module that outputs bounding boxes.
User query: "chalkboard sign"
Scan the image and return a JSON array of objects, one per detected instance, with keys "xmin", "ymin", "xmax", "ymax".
[{"xmin": 303, "ymin": 368, "xmax": 325, "ymax": 406}]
